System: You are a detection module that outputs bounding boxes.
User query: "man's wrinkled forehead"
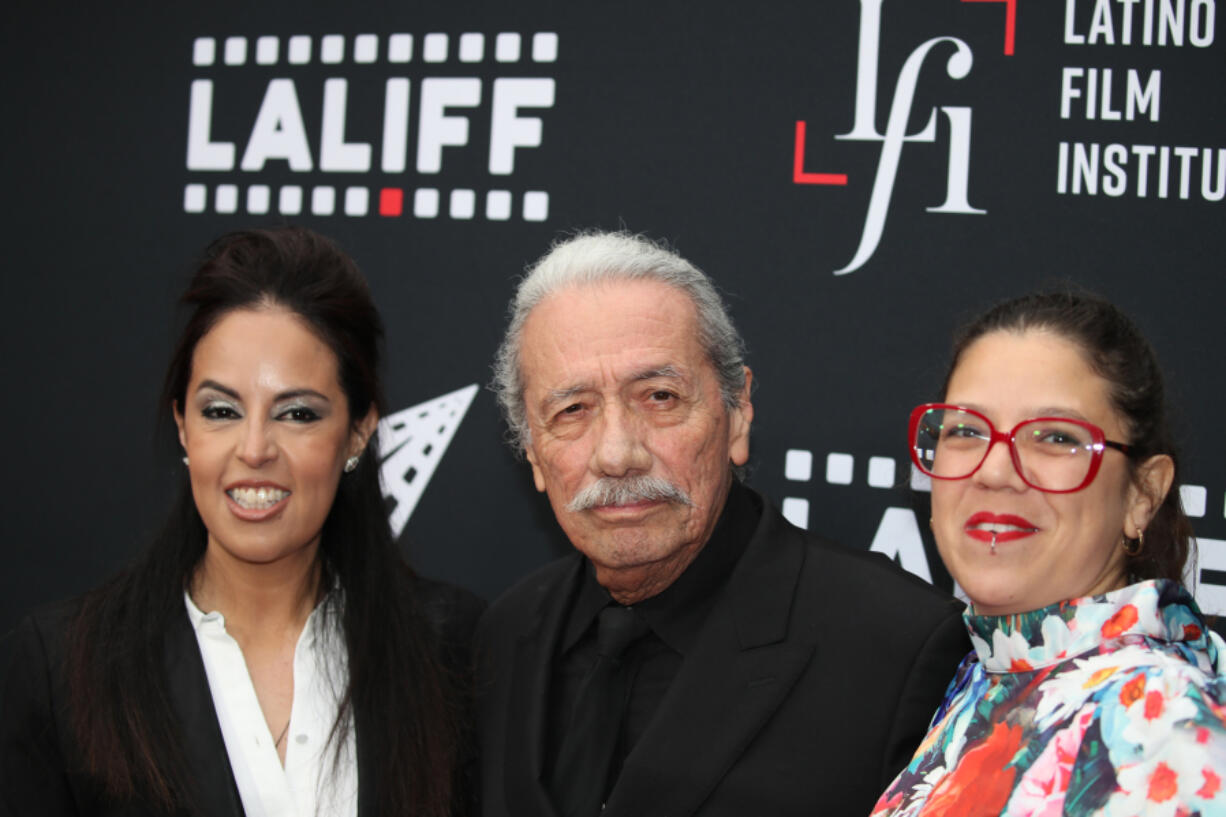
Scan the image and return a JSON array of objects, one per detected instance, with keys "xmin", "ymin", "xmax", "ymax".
[{"xmin": 520, "ymin": 288, "xmax": 705, "ymax": 395}]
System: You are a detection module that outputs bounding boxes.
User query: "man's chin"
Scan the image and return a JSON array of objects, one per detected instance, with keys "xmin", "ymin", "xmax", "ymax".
[
  {"xmin": 574, "ymin": 534, "xmax": 677, "ymax": 568},
  {"xmin": 584, "ymin": 541, "xmax": 703, "ymax": 603}
]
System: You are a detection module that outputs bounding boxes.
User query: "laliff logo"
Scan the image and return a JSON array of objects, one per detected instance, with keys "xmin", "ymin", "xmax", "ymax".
[
  {"xmin": 184, "ymin": 32, "xmax": 557, "ymax": 222},
  {"xmin": 794, "ymin": 0, "xmax": 1016, "ymax": 275},
  {"xmin": 378, "ymin": 383, "xmax": 478, "ymax": 538}
]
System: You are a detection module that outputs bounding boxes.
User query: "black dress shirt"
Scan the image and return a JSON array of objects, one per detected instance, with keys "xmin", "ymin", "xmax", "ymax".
[{"xmin": 544, "ymin": 482, "xmax": 761, "ymax": 796}]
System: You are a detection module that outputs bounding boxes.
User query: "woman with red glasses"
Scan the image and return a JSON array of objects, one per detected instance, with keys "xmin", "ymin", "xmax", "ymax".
[{"xmin": 872, "ymin": 292, "xmax": 1226, "ymax": 816}]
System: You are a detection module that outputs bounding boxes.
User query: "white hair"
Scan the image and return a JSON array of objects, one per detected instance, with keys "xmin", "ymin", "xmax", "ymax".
[{"xmin": 491, "ymin": 231, "xmax": 748, "ymax": 452}]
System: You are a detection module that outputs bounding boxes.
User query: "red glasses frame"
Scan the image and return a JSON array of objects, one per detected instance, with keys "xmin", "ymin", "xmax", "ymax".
[{"xmin": 908, "ymin": 403, "xmax": 1131, "ymax": 493}]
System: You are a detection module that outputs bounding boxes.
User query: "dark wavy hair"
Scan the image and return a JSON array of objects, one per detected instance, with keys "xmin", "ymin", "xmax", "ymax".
[
  {"xmin": 66, "ymin": 227, "xmax": 465, "ymax": 816},
  {"xmin": 943, "ymin": 290, "xmax": 1193, "ymax": 583}
]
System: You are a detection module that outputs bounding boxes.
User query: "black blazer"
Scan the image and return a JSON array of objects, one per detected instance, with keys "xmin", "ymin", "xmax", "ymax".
[
  {"xmin": 0, "ymin": 574, "xmax": 483, "ymax": 817},
  {"xmin": 475, "ymin": 494, "xmax": 970, "ymax": 817}
]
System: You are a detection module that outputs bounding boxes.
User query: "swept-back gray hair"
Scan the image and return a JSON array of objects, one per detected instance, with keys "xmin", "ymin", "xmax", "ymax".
[{"xmin": 491, "ymin": 230, "xmax": 748, "ymax": 452}]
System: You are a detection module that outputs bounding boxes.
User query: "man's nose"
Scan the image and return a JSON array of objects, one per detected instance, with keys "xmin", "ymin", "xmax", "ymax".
[{"xmin": 590, "ymin": 403, "xmax": 651, "ymax": 477}]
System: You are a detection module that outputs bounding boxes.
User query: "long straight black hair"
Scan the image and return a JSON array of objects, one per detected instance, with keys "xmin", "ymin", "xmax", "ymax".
[{"xmin": 66, "ymin": 227, "xmax": 466, "ymax": 816}]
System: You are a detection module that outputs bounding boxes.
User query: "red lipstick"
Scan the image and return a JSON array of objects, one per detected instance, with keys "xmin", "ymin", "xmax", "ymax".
[{"xmin": 964, "ymin": 512, "xmax": 1039, "ymax": 544}]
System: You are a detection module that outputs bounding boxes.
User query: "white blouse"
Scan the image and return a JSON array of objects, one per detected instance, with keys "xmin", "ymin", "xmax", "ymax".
[{"xmin": 184, "ymin": 592, "xmax": 359, "ymax": 817}]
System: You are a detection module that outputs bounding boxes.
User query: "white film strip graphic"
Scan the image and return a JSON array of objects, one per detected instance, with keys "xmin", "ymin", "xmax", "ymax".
[
  {"xmin": 182, "ymin": 184, "xmax": 549, "ymax": 221},
  {"xmin": 192, "ymin": 32, "xmax": 559, "ymax": 67},
  {"xmin": 780, "ymin": 449, "xmax": 907, "ymax": 530}
]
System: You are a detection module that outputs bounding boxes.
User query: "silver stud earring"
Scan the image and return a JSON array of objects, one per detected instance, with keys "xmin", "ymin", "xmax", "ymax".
[
  {"xmin": 344, "ymin": 455, "xmax": 360, "ymax": 473},
  {"xmin": 182, "ymin": 456, "xmax": 190, "ymax": 466}
]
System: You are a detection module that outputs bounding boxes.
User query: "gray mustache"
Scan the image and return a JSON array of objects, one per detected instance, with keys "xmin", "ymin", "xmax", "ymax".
[{"xmin": 566, "ymin": 475, "xmax": 694, "ymax": 512}]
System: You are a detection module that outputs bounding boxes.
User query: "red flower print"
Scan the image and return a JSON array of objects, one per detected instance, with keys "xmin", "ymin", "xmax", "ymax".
[
  {"xmin": 869, "ymin": 790, "xmax": 904, "ymax": 815},
  {"xmin": 1009, "ymin": 658, "xmax": 1033, "ymax": 672},
  {"xmin": 1102, "ymin": 604, "xmax": 1139, "ymax": 639},
  {"xmin": 1185, "ymin": 624, "xmax": 1203, "ymax": 640},
  {"xmin": 1119, "ymin": 673, "xmax": 1146, "ymax": 708},
  {"xmin": 1145, "ymin": 690, "xmax": 1166, "ymax": 720},
  {"xmin": 922, "ymin": 722, "xmax": 1025, "ymax": 817},
  {"xmin": 1147, "ymin": 762, "xmax": 1178, "ymax": 802},
  {"xmin": 1199, "ymin": 767, "xmax": 1221, "ymax": 799}
]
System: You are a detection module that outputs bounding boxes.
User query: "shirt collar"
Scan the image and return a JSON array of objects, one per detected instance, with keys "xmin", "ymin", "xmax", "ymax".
[
  {"xmin": 183, "ymin": 588, "xmax": 211, "ymax": 628},
  {"xmin": 183, "ymin": 587, "xmax": 341, "ymax": 644}
]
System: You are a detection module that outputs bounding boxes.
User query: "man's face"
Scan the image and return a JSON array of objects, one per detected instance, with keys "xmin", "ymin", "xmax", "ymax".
[{"xmin": 519, "ymin": 279, "xmax": 752, "ymax": 600}]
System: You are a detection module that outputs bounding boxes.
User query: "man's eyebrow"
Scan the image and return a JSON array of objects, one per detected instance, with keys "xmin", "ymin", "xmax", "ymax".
[
  {"xmin": 632, "ymin": 365, "xmax": 683, "ymax": 382},
  {"xmin": 541, "ymin": 384, "xmax": 591, "ymax": 408},
  {"xmin": 536, "ymin": 367, "xmax": 686, "ymax": 412}
]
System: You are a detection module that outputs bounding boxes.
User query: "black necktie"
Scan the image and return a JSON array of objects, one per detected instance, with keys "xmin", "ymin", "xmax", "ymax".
[{"xmin": 551, "ymin": 605, "xmax": 650, "ymax": 817}]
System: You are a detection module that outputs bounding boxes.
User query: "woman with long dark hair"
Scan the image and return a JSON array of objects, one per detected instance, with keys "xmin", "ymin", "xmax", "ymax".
[
  {"xmin": 1, "ymin": 227, "xmax": 482, "ymax": 816},
  {"xmin": 872, "ymin": 291, "xmax": 1226, "ymax": 815}
]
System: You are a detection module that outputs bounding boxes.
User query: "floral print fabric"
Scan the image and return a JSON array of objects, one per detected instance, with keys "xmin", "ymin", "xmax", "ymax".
[{"xmin": 872, "ymin": 580, "xmax": 1226, "ymax": 816}]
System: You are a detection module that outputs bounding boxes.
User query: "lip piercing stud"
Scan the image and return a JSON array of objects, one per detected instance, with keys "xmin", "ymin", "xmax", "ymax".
[{"xmin": 990, "ymin": 532, "xmax": 998, "ymax": 556}]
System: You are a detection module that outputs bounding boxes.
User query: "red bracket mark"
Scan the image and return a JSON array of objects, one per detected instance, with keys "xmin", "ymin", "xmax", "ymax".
[
  {"xmin": 793, "ymin": 121, "xmax": 847, "ymax": 186},
  {"xmin": 379, "ymin": 188, "xmax": 403, "ymax": 217},
  {"xmin": 962, "ymin": 0, "xmax": 1016, "ymax": 55}
]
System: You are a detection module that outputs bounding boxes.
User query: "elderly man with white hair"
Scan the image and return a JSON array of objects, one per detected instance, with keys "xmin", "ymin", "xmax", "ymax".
[{"xmin": 476, "ymin": 231, "xmax": 967, "ymax": 817}]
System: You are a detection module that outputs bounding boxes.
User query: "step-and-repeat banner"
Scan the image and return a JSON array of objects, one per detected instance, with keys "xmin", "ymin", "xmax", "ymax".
[{"xmin": 4, "ymin": 1, "xmax": 1223, "ymax": 647}]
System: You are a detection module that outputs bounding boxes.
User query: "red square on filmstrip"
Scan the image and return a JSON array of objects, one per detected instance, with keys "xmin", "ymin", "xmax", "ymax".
[{"xmin": 379, "ymin": 188, "xmax": 403, "ymax": 217}]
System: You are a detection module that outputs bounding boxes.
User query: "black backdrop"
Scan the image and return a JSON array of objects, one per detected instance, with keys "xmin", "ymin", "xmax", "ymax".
[{"xmin": 4, "ymin": 1, "xmax": 1224, "ymax": 659}]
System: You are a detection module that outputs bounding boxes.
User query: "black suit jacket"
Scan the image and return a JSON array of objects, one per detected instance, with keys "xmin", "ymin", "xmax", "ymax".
[
  {"xmin": 476, "ymin": 493, "xmax": 969, "ymax": 817},
  {"xmin": 0, "ymin": 575, "xmax": 482, "ymax": 817}
]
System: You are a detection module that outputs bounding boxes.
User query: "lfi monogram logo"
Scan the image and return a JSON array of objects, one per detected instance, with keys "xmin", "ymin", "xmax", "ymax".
[{"xmin": 794, "ymin": 0, "xmax": 1016, "ymax": 275}]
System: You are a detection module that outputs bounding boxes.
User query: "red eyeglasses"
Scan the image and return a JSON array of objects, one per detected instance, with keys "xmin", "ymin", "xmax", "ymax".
[{"xmin": 909, "ymin": 403, "xmax": 1131, "ymax": 493}]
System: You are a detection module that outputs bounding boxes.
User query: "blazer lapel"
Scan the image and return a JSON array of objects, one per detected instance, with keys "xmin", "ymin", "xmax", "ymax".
[
  {"xmin": 163, "ymin": 611, "xmax": 245, "ymax": 817},
  {"xmin": 604, "ymin": 503, "xmax": 815, "ymax": 817},
  {"xmin": 502, "ymin": 557, "xmax": 584, "ymax": 817}
]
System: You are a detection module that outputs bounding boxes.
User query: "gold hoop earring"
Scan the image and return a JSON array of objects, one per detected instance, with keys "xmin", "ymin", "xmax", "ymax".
[{"xmin": 1122, "ymin": 530, "xmax": 1144, "ymax": 557}]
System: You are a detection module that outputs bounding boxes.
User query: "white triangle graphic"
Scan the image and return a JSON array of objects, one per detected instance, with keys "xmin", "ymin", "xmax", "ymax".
[{"xmin": 377, "ymin": 383, "xmax": 479, "ymax": 539}]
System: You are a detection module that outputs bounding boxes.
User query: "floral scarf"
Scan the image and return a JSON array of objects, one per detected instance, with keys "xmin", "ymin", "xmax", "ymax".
[{"xmin": 872, "ymin": 580, "xmax": 1226, "ymax": 817}]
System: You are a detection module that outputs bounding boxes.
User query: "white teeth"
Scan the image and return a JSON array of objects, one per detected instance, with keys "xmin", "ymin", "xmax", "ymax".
[
  {"xmin": 228, "ymin": 487, "xmax": 289, "ymax": 510},
  {"xmin": 971, "ymin": 523, "xmax": 1034, "ymax": 533}
]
